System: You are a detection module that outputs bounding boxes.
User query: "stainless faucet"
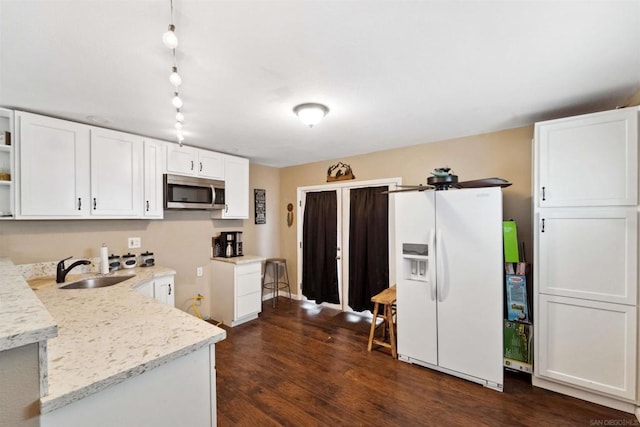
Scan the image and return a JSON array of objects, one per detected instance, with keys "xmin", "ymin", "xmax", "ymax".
[{"xmin": 56, "ymin": 256, "xmax": 92, "ymax": 283}]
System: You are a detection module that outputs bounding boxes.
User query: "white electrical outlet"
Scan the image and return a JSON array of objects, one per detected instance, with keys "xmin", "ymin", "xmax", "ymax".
[
  {"xmin": 196, "ymin": 267, "xmax": 203, "ymax": 277},
  {"xmin": 128, "ymin": 237, "xmax": 141, "ymax": 249}
]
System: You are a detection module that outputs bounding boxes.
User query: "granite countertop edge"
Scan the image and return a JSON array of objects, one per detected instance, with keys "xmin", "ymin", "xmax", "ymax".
[
  {"xmin": 12, "ymin": 262, "xmax": 225, "ymax": 415},
  {"xmin": 0, "ymin": 258, "xmax": 58, "ymax": 351},
  {"xmin": 40, "ymin": 334, "xmax": 224, "ymax": 413},
  {"xmin": 211, "ymin": 254, "xmax": 266, "ymax": 264}
]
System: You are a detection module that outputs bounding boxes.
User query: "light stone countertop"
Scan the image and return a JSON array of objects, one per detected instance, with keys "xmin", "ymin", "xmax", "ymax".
[
  {"xmin": 0, "ymin": 258, "xmax": 57, "ymax": 351},
  {"xmin": 28, "ymin": 265, "xmax": 226, "ymax": 414},
  {"xmin": 211, "ymin": 254, "xmax": 266, "ymax": 264}
]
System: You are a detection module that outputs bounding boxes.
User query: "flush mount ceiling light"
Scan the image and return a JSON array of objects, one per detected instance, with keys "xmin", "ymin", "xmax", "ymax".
[{"xmin": 293, "ymin": 103, "xmax": 329, "ymax": 128}]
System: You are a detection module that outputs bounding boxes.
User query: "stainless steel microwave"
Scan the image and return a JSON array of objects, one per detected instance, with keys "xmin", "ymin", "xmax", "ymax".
[{"xmin": 163, "ymin": 174, "xmax": 225, "ymax": 210}]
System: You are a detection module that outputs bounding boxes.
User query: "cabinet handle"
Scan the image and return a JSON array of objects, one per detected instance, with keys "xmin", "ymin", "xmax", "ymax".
[
  {"xmin": 168, "ymin": 284, "xmax": 172, "ymax": 295},
  {"xmin": 78, "ymin": 198, "xmax": 82, "ymax": 211},
  {"xmin": 200, "ymin": 162, "xmax": 203, "ymax": 172},
  {"xmin": 146, "ymin": 200, "xmax": 149, "ymax": 212},
  {"xmin": 225, "ymin": 204, "xmax": 228, "ymax": 213},
  {"xmin": 541, "ymin": 218, "xmax": 545, "ymax": 233},
  {"xmin": 191, "ymin": 160, "xmax": 194, "ymax": 171},
  {"xmin": 93, "ymin": 198, "xmax": 97, "ymax": 210},
  {"xmin": 542, "ymin": 186, "xmax": 546, "ymax": 201}
]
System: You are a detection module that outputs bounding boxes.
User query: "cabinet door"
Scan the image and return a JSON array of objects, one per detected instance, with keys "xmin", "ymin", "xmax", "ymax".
[
  {"xmin": 143, "ymin": 139, "xmax": 165, "ymax": 218},
  {"xmin": 197, "ymin": 150, "xmax": 224, "ymax": 180},
  {"xmin": 536, "ymin": 108, "xmax": 638, "ymax": 207},
  {"xmin": 16, "ymin": 111, "xmax": 90, "ymax": 217},
  {"xmin": 235, "ymin": 263, "xmax": 261, "ymax": 319},
  {"xmin": 90, "ymin": 128, "xmax": 143, "ymax": 217},
  {"xmin": 221, "ymin": 155, "xmax": 249, "ymax": 219},
  {"xmin": 537, "ymin": 208, "xmax": 637, "ymax": 305},
  {"xmin": 537, "ymin": 294, "xmax": 636, "ymax": 400},
  {"xmin": 154, "ymin": 275, "xmax": 175, "ymax": 307},
  {"xmin": 166, "ymin": 144, "xmax": 196, "ymax": 175},
  {"xmin": 134, "ymin": 280, "xmax": 154, "ymax": 299}
]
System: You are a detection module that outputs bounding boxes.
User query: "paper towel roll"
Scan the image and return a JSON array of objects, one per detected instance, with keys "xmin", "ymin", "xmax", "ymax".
[{"xmin": 100, "ymin": 244, "xmax": 109, "ymax": 274}]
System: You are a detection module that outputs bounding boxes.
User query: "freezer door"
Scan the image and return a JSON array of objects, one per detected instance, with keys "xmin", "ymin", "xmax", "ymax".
[
  {"xmin": 435, "ymin": 187, "xmax": 504, "ymax": 386},
  {"xmin": 395, "ymin": 191, "xmax": 438, "ymax": 365}
]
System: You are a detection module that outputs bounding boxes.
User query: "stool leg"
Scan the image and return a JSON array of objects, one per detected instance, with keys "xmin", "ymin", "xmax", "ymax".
[
  {"xmin": 387, "ymin": 304, "xmax": 397, "ymax": 358},
  {"xmin": 367, "ymin": 302, "xmax": 380, "ymax": 352},
  {"xmin": 272, "ymin": 263, "xmax": 278, "ymax": 308},
  {"xmin": 261, "ymin": 263, "xmax": 266, "ymax": 309},
  {"xmin": 283, "ymin": 261, "xmax": 292, "ymax": 302}
]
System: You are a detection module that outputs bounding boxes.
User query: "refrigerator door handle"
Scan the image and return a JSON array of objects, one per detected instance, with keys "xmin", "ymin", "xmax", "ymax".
[
  {"xmin": 436, "ymin": 229, "xmax": 445, "ymax": 302},
  {"xmin": 429, "ymin": 228, "xmax": 437, "ymax": 300}
]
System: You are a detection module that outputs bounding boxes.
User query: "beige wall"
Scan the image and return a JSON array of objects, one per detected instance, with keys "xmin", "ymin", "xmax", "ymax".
[
  {"xmin": 279, "ymin": 126, "xmax": 534, "ymax": 294},
  {"xmin": 626, "ymin": 86, "xmax": 640, "ymax": 107},
  {"xmin": 0, "ymin": 163, "xmax": 281, "ymax": 318}
]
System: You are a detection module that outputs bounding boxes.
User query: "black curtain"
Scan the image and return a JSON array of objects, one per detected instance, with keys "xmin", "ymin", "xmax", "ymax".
[
  {"xmin": 348, "ymin": 186, "xmax": 389, "ymax": 312},
  {"xmin": 302, "ymin": 191, "xmax": 340, "ymax": 304}
]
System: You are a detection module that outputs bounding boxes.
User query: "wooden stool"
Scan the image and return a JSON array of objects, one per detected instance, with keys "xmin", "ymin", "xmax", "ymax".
[{"xmin": 367, "ymin": 285, "xmax": 397, "ymax": 358}]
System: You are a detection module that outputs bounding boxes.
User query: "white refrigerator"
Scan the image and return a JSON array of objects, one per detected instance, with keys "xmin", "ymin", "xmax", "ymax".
[{"xmin": 395, "ymin": 186, "xmax": 504, "ymax": 391}]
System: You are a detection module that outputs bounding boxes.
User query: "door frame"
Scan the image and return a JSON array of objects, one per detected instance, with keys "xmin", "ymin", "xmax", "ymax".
[{"xmin": 296, "ymin": 177, "xmax": 402, "ymax": 311}]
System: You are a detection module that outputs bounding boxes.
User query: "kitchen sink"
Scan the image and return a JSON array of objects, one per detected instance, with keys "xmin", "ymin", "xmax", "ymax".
[{"xmin": 60, "ymin": 275, "xmax": 135, "ymax": 289}]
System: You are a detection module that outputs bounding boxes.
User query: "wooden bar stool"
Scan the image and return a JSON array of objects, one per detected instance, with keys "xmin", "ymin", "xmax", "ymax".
[{"xmin": 367, "ymin": 285, "xmax": 397, "ymax": 358}]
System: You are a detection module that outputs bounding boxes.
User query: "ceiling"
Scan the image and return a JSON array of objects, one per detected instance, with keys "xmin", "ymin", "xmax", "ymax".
[{"xmin": 1, "ymin": 1, "xmax": 639, "ymax": 168}]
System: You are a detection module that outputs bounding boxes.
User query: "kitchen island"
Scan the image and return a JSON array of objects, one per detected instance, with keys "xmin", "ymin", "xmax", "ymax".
[{"xmin": 0, "ymin": 258, "xmax": 226, "ymax": 427}]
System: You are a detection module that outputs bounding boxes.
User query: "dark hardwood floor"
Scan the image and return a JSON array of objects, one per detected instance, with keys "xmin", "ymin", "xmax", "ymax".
[{"xmin": 213, "ymin": 298, "xmax": 638, "ymax": 426}]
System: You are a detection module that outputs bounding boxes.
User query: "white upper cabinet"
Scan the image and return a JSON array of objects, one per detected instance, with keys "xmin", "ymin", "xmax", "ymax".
[
  {"xmin": 214, "ymin": 154, "xmax": 249, "ymax": 219},
  {"xmin": 15, "ymin": 111, "xmax": 151, "ymax": 219},
  {"xmin": 166, "ymin": 144, "xmax": 197, "ymax": 175},
  {"xmin": 198, "ymin": 149, "xmax": 224, "ymax": 179},
  {"xmin": 90, "ymin": 128, "xmax": 143, "ymax": 217},
  {"xmin": 535, "ymin": 108, "xmax": 638, "ymax": 207},
  {"xmin": 166, "ymin": 144, "xmax": 224, "ymax": 180},
  {"xmin": 16, "ymin": 111, "xmax": 90, "ymax": 218},
  {"xmin": 143, "ymin": 139, "xmax": 165, "ymax": 218}
]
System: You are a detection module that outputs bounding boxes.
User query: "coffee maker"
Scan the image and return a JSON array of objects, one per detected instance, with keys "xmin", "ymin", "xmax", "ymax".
[{"xmin": 213, "ymin": 231, "xmax": 243, "ymax": 257}]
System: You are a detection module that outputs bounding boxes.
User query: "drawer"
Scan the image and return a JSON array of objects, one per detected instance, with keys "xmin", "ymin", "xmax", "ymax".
[
  {"xmin": 237, "ymin": 262, "xmax": 261, "ymax": 276},
  {"xmin": 237, "ymin": 292, "xmax": 261, "ymax": 319},
  {"xmin": 237, "ymin": 271, "xmax": 261, "ymax": 297}
]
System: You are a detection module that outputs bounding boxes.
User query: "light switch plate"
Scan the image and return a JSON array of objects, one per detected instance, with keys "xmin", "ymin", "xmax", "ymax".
[{"xmin": 196, "ymin": 267, "xmax": 203, "ymax": 277}]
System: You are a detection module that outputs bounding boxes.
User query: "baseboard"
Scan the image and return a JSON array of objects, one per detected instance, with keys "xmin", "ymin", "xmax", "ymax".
[
  {"xmin": 261, "ymin": 291, "xmax": 301, "ymax": 302},
  {"xmin": 532, "ymin": 375, "xmax": 637, "ymax": 414}
]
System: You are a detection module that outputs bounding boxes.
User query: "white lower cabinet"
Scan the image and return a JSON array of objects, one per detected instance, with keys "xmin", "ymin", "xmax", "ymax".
[
  {"xmin": 135, "ymin": 280, "xmax": 154, "ymax": 299},
  {"xmin": 40, "ymin": 344, "xmax": 216, "ymax": 427},
  {"xmin": 211, "ymin": 260, "xmax": 262, "ymax": 327},
  {"xmin": 135, "ymin": 275, "xmax": 175, "ymax": 307},
  {"xmin": 154, "ymin": 275, "xmax": 175, "ymax": 306},
  {"xmin": 537, "ymin": 294, "xmax": 637, "ymax": 400}
]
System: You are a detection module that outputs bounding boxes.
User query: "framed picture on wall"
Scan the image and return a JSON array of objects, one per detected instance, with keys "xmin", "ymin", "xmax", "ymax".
[{"xmin": 255, "ymin": 189, "xmax": 266, "ymax": 224}]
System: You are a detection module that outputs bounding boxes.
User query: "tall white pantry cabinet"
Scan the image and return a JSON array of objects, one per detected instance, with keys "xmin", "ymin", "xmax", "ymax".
[{"xmin": 533, "ymin": 106, "xmax": 640, "ymax": 415}]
